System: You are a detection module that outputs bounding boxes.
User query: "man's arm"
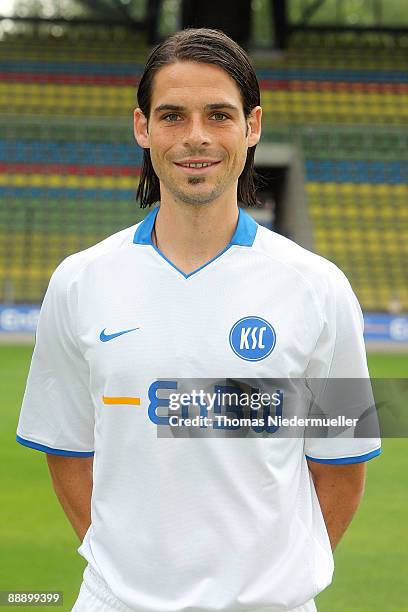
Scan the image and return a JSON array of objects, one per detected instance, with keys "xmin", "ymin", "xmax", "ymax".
[
  {"xmin": 307, "ymin": 460, "xmax": 366, "ymax": 551},
  {"xmin": 46, "ymin": 454, "xmax": 93, "ymax": 542}
]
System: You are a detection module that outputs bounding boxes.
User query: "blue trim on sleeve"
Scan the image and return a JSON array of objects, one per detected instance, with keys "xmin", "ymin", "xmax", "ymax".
[
  {"xmin": 16, "ymin": 435, "xmax": 94, "ymax": 457},
  {"xmin": 306, "ymin": 447, "xmax": 381, "ymax": 465}
]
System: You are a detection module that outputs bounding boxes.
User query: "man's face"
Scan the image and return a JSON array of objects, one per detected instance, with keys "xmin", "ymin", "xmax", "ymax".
[{"xmin": 134, "ymin": 61, "xmax": 261, "ymax": 206}]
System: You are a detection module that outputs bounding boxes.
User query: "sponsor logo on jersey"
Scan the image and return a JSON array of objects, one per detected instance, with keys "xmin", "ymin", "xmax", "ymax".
[
  {"xmin": 99, "ymin": 327, "xmax": 139, "ymax": 342},
  {"xmin": 229, "ymin": 316, "xmax": 276, "ymax": 361}
]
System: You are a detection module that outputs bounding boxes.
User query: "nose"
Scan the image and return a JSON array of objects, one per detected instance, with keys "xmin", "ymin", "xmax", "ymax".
[{"xmin": 183, "ymin": 115, "xmax": 210, "ymax": 148}]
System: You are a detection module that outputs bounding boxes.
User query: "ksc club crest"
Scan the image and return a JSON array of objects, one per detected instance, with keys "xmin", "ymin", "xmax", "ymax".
[{"xmin": 229, "ymin": 316, "xmax": 276, "ymax": 361}]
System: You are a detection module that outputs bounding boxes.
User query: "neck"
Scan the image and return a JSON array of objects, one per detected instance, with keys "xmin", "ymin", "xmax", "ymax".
[{"xmin": 153, "ymin": 195, "xmax": 239, "ymax": 275}]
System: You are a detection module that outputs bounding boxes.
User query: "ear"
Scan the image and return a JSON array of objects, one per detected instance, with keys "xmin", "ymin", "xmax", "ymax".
[
  {"xmin": 246, "ymin": 106, "xmax": 262, "ymax": 148},
  {"xmin": 134, "ymin": 108, "xmax": 149, "ymax": 148}
]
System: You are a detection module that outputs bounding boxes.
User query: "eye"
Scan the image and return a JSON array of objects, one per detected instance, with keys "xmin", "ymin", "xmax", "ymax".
[
  {"xmin": 163, "ymin": 113, "xmax": 182, "ymax": 122},
  {"xmin": 211, "ymin": 112, "xmax": 228, "ymax": 121}
]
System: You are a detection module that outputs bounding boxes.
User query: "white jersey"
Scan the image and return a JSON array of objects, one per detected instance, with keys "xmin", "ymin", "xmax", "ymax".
[{"xmin": 17, "ymin": 207, "xmax": 380, "ymax": 612}]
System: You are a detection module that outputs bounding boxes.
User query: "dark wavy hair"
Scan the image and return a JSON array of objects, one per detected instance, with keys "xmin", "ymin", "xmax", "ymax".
[{"xmin": 136, "ymin": 28, "xmax": 261, "ymax": 208}]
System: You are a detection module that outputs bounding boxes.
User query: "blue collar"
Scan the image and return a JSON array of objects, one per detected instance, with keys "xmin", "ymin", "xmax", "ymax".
[{"xmin": 133, "ymin": 206, "xmax": 258, "ymax": 247}]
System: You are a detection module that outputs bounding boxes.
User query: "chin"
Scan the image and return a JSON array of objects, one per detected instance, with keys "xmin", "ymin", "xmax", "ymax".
[
  {"xmin": 179, "ymin": 193, "xmax": 216, "ymax": 206},
  {"xmin": 170, "ymin": 184, "xmax": 221, "ymax": 206}
]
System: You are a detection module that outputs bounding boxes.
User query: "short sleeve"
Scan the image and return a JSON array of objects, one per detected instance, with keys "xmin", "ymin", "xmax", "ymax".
[
  {"xmin": 16, "ymin": 258, "xmax": 95, "ymax": 456},
  {"xmin": 304, "ymin": 266, "xmax": 381, "ymax": 464}
]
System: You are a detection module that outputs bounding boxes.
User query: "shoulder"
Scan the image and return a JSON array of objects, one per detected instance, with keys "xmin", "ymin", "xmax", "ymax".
[
  {"xmin": 47, "ymin": 222, "xmax": 140, "ymax": 297},
  {"xmin": 253, "ymin": 224, "xmax": 353, "ymax": 298}
]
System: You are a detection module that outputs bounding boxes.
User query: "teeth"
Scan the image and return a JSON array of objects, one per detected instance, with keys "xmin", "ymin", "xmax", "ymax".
[{"xmin": 181, "ymin": 162, "xmax": 213, "ymax": 168}]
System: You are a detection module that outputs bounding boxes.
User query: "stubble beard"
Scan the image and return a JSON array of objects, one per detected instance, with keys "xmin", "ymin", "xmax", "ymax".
[{"xmin": 168, "ymin": 176, "xmax": 226, "ymax": 206}]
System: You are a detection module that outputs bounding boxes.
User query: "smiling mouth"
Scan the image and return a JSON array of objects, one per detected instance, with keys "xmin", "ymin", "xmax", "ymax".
[{"xmin": 174, "ymin": 161, "xmax": 221, "ymax": 172}]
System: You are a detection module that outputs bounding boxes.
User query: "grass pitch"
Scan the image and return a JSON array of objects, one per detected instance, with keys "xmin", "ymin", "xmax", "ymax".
[{"xmin": 1, "ymin": 345, "xmax": 407, "ymax": 611}]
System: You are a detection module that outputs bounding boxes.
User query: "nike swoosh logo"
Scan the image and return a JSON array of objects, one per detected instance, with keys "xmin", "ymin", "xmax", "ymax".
[{"xmin": 100, "ymin": 327, "xmax": 140, "ymax": 342}]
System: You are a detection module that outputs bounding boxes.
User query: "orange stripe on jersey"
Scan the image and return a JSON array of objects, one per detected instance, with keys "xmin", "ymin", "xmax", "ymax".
[{"xmin": 102, "ymin": 396, "xmax": 141, "ymax": 406}]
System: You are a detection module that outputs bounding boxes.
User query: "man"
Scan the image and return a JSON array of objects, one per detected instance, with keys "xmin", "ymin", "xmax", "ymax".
[{"xmin": 17, "ymin": 28, "xmax": 380, "ymax": 612}]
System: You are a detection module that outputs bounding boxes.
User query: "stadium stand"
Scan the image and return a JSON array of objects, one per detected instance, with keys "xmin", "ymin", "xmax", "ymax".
[{"xmin": 0, "ymin": 29, "xmax": 407, "ymax": 310}]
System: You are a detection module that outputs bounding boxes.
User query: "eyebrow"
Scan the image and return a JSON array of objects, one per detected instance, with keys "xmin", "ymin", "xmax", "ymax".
[
  {"xmin": 153, "ymin": 103, "xmax": 240, "ymax": 114},
  {"xmin": 154, "ymin": 104, "xmax": 185, "ymax": 113},
  {"xmin": 205, "ymin": 103, "xmax": 239, "ymax": 112}
]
